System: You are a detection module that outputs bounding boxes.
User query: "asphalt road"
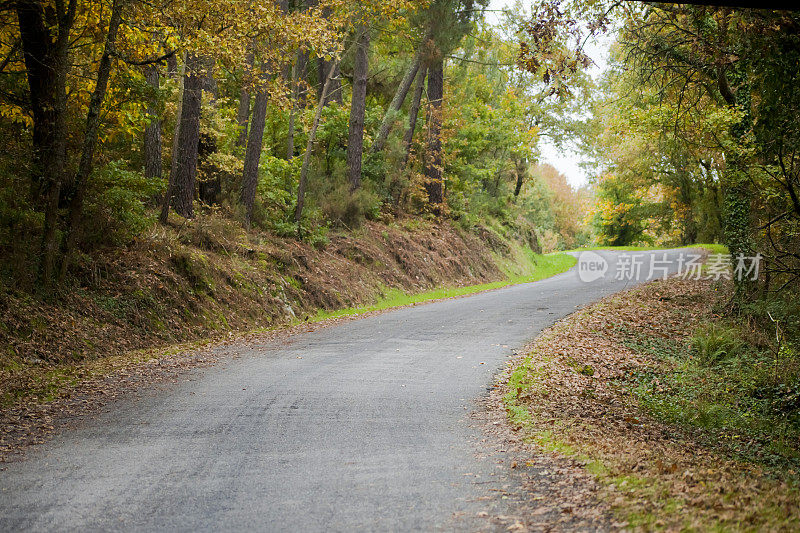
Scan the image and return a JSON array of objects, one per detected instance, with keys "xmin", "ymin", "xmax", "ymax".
[{"xmin": 1, "ymin": 250, "xmax": 689, "ymax": 531}]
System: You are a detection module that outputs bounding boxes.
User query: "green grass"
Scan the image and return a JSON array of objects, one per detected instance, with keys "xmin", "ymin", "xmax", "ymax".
[
  {"xmin": 564, "ymin": 243, "xmax": 729, "ymax": 254},
  {"xmin": 312, "ymin": 252, "xmax": 576, "ymax": 322}
]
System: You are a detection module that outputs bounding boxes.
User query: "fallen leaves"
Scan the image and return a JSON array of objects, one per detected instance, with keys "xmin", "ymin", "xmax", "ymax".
[{"xmin": 496, "ymin": 278, "xmax": 800, "ymax": 531}]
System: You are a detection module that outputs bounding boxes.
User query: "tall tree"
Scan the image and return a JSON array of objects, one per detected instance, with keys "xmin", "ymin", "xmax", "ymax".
[
  {"xmin": 424, "ymin": 56, "xmax": 444, "ymax": 213},
  {"xmin": 171, "ymin": 53, "xmax": 205, "ymax": 218},
  {"xmin": 371, "ymin": 55, "xmax": 420, "ymax": 154},
  {"xmin": 240, "ymin": 83, "xmax": 269, "ymax": 226},
  {"xmin": 16, "ymin": 0, "xmax": 77, "ymax": 283},
  {"xmin": 295, "ymin": 58, "xmax": 339, "ymax": 231},
  {"xmin": 59, "ymin": 0, "xmax": 125, "ymax": 280},
  {"xmin": 318, "ymin": 57, "xmax": 342, "ymax": 105},
  {"xmin": 346, "ymin": 25, "xmax": 370, "ymax": 192},
  {"xmin": 239, "ymin": 0, "xmax": 290, "ymax": 225},
  {"xmin": 143, "ymin": 64, "xmax": 163, "ymax": 180},
  {"xmin": 371, "ymin": 34, "xmax": 430, "ymax": 154},
  {"xmin": 160, "ymin": 53, "xmax": 186, "ymax": 223},
  {"xmin": 403, "ymin": 65, "xmax": 427, "ymax": 167}
]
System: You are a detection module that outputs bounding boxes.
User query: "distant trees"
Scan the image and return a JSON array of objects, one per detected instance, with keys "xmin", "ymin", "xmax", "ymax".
[{"xmin": 582, "ymin": 4, "xmax": 800, "ymax": 293}]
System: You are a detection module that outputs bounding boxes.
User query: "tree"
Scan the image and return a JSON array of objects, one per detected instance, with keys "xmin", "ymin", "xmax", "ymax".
[
  {"xmin": 171, "ymin": 53, "xmax": 205, "ymax": 219},
  {"xmin": 143, "ymin": 64, "xmax": 163, "ymax": 181},
  {"xmin": 60, "ymin": 0, "xmax": 126, "ymax": 280},
  {"xmin": 15, "ymin": 0, "xmax": 77, "ymax": 283},
  {"xmin": 346, "ymin": 25, "xmax": 370, "ymax": 192},
  {"xmin": 241, "ymin": 78, "xmax": 270, "ymax": 226},
  {"xmin": 403, "ymin": 66, "xmax": 427, "ymax": 167},
  {"xmin": 235, "ymin": 48, "xmax": 255, "ymax": 148},
  {"xmin": 424, "ymin": 55, "xmax": 444, "ymax": 213},
  {"xmin": 371, "ymin": 38, "xmax": 426, "ymax": 154}
]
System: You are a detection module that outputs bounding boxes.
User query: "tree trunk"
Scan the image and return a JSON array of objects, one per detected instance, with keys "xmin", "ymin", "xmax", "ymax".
[
  {"xmin": 403, "ymin": 66, "xmax": 427, "ymax": 167},
  {"xmin": 143, "ymin": 64, "xmax": 162, "ymax": 180},
  {"xmin": 159, "ymin": 53, "xmax": 186, "ymax": 223},
  {"xmin": 240, "ymin": 87, "xmax": 269, "ymax": 226},
  {"xmin": 372, "ymin": 47, "xmax": 424, "ymax": 154},
  {"xmin": 318, "ymin": 58, "xmax": 342, "ymax": 105},
  {"xmin": 59, "ymin": 0, "xmax": 124, "ymax": 281},
  {"xmin": 295, "ymin": 58, "xmax": 338, "ymax": 232},
  {"xmin": 346, "ymin": 25, "xmax": 370, "ymax": 192},
  {"xmin": 166, "ymin": 53, "xmax": 178, "ymax": 78},
  {"xmin": 171, "ymin": 53, "xmax": 204, "ymax": 219},
  {"xmin": 424, "ymin": 57, "xmax": 444, "ymax": 214},
  {"xmin": 16, "ymin": 0, "xmax": 76, "ymax": 285},
  {"xmin": 286, "ymin": 52, "xmax": 301, "ymax": 161},
  {"xmin": 235, "ymin": 48, "xmax": 255, "ymax": 148},
  {"xmin": 513, "ymin": 157, "xmax": 526, "ymax": 199}
]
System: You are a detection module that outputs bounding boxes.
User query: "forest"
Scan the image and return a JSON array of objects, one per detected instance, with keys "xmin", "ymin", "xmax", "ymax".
[{"xmin": 0, "ymin": 0, "xmax": 592, "ymax": 291}]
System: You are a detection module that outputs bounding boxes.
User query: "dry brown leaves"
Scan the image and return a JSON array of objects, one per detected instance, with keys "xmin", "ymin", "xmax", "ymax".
[
  {"xmin": 498, "ymin": 278, "xmax": 800, "ymax": 531},
  {"xmin": 468, "ymin": 382, "xmax": 615, "ymax": 532}
]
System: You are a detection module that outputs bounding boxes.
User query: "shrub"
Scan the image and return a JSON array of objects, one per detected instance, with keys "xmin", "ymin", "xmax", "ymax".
[
  {"xmin": 320, "ymin": 182, "xmax": 381, "ymax": 228},
  {"xmin": 691, "ymin": 323, "xmax": 748, "ymax": 366},
  {"xmin": 84, "ymin": 161, "xmax": 164, "ymax": 247}
]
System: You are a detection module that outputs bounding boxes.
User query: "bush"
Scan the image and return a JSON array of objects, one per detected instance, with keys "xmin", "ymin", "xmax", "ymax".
[
  {"xmin": 691, "ymin": 323, "xmax": 748, "ymax": 366},
  {"xmin": 320, "ymin": 182, "xmax": 381, "ymax": 228},
  {"xmin": 84, "ymin": 161, "xmax": 164, "ymax": 247}
]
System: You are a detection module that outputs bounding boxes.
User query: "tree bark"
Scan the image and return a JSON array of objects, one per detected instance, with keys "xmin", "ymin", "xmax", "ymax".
[
  {"xmin": 372, "ymin": 47, "xmax": 424, "ymax": 154},
  {"xmin": 235, "ymin": 48, "xmax": 255, "ymax": 148},
  {"xmin": 143, "ymin": 64, "xmax": 162, "ymax": 180},
  {"xmin": 159, "ymin": 52, "xmax": 186, "ymax": 223},
  {"xmin": 166, "ymin": 53, "xmax": 178, "ymax": 78},
  {"xmin": 346, "ymin": 25, "xmax": 370, "ymax": 192},
  {"xmin": 318, "ymin": 58, "xmax": 342, "ymax": 105},
  {"xmin": 16, "ymin": 0, "xmax": 76, "ymax": 285},
  {"xmin": 240, "ymin": 86, "xmax": 269, "ymax": 226},
  {"xmin": 402, "ymin": 66, "xmax": 427, "ymax": 167},
  {"xmin": 59, "ymin": 0, "xmax": 124, "ymax": 281},
  {"xmin": 513, "ymin": 157, "xmax": 526, "ymax": 199},
  {"xmin": 171, "ymin": 53, "xmax": 204, "ymax": 219},
  {"xmin": 424, "ymin": 57, "xmax": 444, "ymax": 214}
]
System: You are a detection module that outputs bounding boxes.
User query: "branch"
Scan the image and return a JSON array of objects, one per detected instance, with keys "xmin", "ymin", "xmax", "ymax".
[{"xmin": 110, "ymin": 48, "xmax": 177, "ymax": 66}]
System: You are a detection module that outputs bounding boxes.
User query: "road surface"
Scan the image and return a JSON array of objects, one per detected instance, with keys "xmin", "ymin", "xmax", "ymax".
[{"xmin": 1, "ymin": 250, "xmax": 688, "ymax": 531}]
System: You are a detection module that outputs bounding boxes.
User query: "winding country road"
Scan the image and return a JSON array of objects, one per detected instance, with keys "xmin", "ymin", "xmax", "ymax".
[{"xmin": 1, "ymin": 250, "xmax": 689, "ymax": 531}]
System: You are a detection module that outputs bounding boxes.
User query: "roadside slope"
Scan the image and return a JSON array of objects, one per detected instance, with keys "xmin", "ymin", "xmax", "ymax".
[{"xmin": 501, "ymin": 276, "xmax": 800, "ymax": 530}]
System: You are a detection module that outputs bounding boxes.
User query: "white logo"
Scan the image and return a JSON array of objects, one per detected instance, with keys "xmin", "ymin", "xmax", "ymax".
[{"xmin": 578, "ymin": 251, "xmax": 608, "ymax": 283}]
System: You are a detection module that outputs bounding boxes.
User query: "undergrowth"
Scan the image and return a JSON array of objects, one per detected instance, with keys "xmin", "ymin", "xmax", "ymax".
[{"xmin": 628, "ymin": 318, "xmax": 800, "ymax": 469}]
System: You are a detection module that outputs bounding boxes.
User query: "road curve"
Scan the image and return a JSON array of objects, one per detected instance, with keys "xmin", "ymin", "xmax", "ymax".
[{"xmin": 1, "ymin": 250, "xmax": 689, "ymax": 531}]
